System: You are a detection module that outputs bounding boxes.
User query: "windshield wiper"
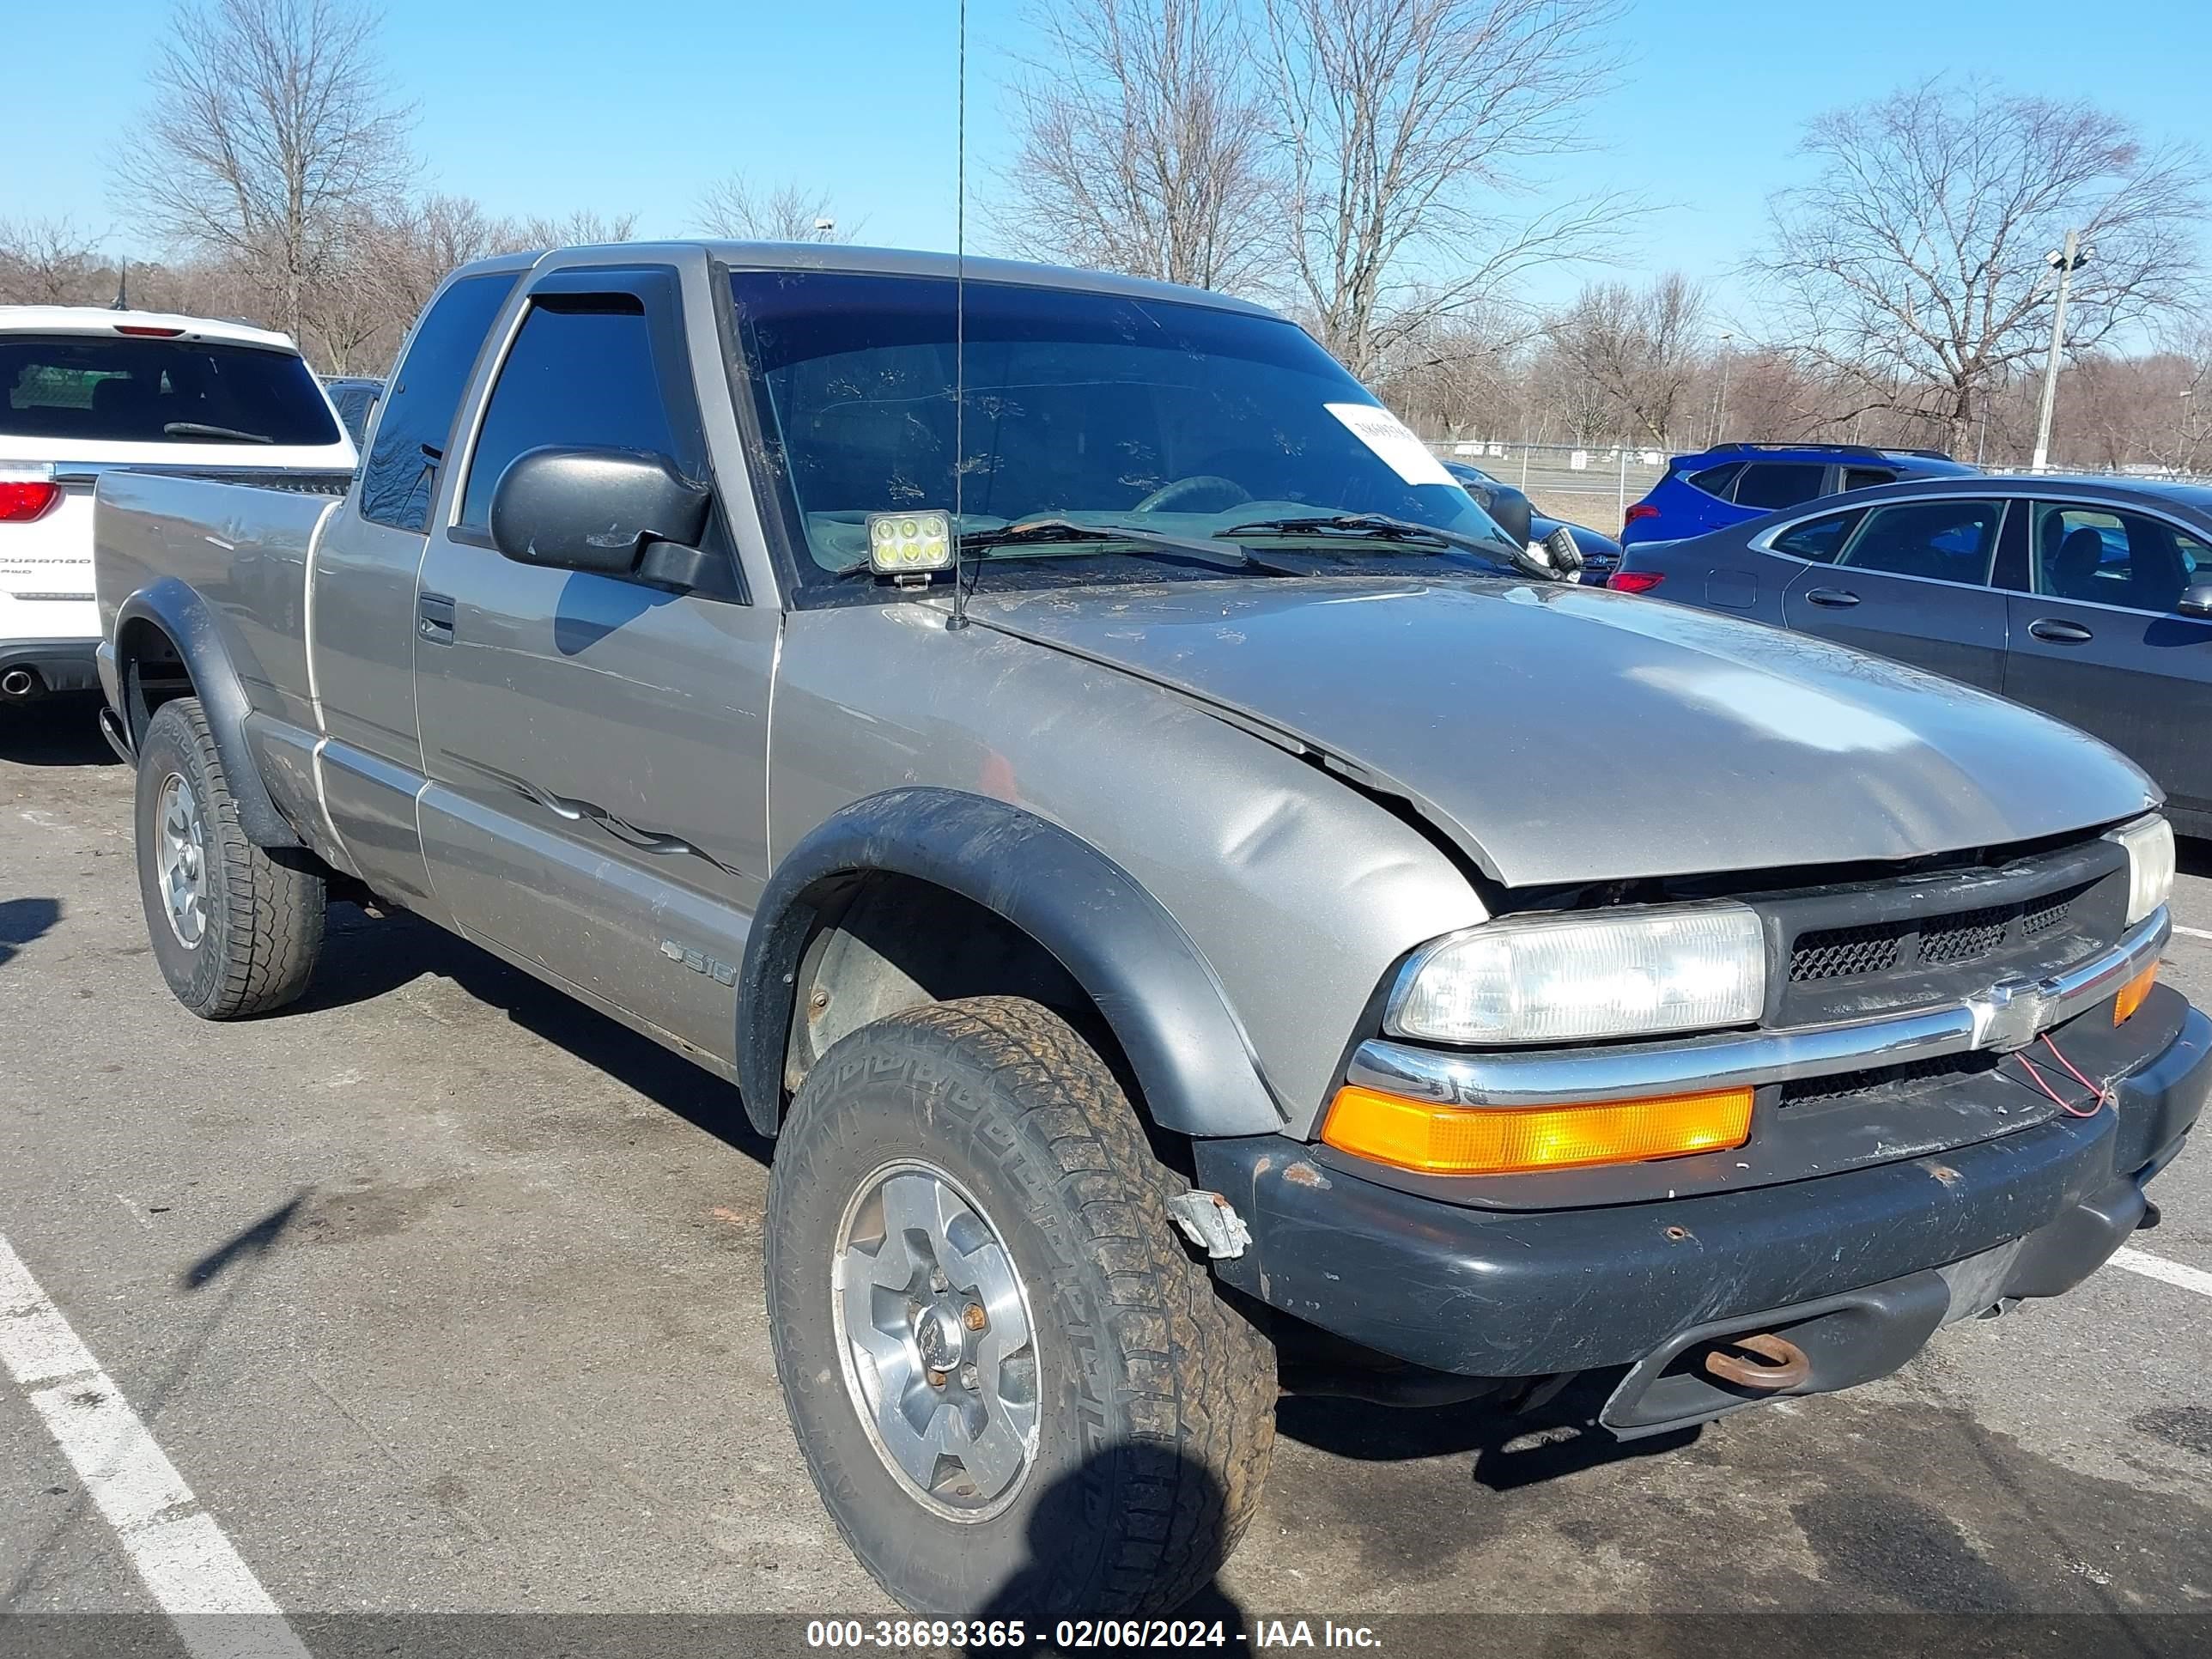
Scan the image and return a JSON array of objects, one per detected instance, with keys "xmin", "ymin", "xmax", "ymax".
[
  {"xmin": 960, "ymin": 518, "xmax": 1272, "ymax": 574},
  {"xmin": 1218, "ymin": 513, "xmax": 1563, "ymax": 581},
  {"xmin": 163, "ymin": 422, "xmax": 273, "ymax": 444}
]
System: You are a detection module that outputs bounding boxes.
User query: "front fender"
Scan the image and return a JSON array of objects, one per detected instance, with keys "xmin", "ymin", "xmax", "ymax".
[
  {"xmin": 737, "ymin": 788, "xmax": 1285, "ymax": 1141},
  {"xmin": 113, "ymin": 578, "xmax": 300, "ymax": 849}
]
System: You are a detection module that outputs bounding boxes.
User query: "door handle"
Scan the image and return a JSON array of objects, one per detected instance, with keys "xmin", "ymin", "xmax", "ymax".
[
  {"xmin": 2028, "ymin": 617, "xmax": 2093, "ymax": 644},
  {"xmin": 1803, "ymin": 587, "xmax": 1860, "ymax": 608},
  {"xmin": 417, "ymin": 592, "xmax": 456, "ymax": 645}
]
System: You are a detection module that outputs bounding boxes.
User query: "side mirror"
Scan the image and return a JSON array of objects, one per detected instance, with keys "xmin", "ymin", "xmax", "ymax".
[
  {"xmin": 2179, "ymin": 580, "xmax": 2212, "ymax": 618},
  {"xmin": 1474, "ymin": 482, "xmax": 1534, "ymax": 550},
  {"xmin": 489, "ymin": 446, "xmax": 713, "ymax": 581}
]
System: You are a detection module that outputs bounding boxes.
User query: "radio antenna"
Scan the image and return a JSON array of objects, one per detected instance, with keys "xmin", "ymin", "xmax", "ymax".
[{"xmin": 947, "ymin": 0, "xmax": 973, "ymax": 630}]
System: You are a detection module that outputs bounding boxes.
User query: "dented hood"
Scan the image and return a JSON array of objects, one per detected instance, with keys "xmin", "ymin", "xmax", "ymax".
[{"xmin": 963, "ymin": 577, "xmax": 2158, "ymax": 888}]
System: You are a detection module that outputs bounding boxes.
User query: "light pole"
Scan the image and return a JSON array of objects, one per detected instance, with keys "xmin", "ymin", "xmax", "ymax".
[
  {"xmin": 2030, "ymin": 230, "xmax": 2093, "ymax": 473},
  {"xmin": 2179, "ymin": 389, "xmax": 2194, "ymax": 475},
  {"xmin": 1709, "ymin": 331, "xmax": 1733, "ymax": 447}
]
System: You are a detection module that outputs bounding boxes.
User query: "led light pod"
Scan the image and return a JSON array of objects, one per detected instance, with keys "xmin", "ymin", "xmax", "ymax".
[{"xmin": 867, "ymin": 510, "xmax": 953, "ymax": 576}]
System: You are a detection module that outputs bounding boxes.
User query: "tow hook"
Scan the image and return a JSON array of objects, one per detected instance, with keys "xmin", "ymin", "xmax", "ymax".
[{"xmin": 1702, "ymin": 1331, "xmax": 1811, "ymax": 1391}]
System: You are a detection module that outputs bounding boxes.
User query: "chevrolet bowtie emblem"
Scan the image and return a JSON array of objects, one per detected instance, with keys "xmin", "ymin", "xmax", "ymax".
[{"xmin": 1966, "ymin": 976, "xmax": 2049, "ymax": 1053}]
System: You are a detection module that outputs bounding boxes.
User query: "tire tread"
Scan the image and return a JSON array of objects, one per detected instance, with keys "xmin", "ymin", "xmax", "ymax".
[{"xmin": 141, "ymin": 697, "xmax": 323, "ymax": 1018}]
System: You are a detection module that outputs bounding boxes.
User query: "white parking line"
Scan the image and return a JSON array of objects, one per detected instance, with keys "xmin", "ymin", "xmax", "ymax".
[
  {"xmin": 0, "ymin": 1234, "xmax": 308, "ymax": 1659},
  {"xmin": 2112, "ymin": 1245, "xmax": 2212, "ymax": 1299},
  {"xmin": 2171, "ymin": 923, "xmax": 2212, "ymax": 941}
]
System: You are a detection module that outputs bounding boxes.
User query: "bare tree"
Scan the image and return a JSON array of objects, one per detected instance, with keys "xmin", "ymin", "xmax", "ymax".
[
  {"xmin": 0, "ymin": 217, "xmax": 113, "ymax": 305},
  {"xmin": 696, "ymin": 175, "xmax": 845, "ymax": 242},
  {"xmin": 350, "ymin": 193, "xmax": 508, "ymax": 329},
  {"xmin": 506, "ymin": 208, "xmax": 642, "ymax": 250},
  {"xmin": 996, "ymin": 0, "xmax": 1274, "ymax": 291},
  {"xmin": 1752, "ymin": 79, "xmax": 2207, "ymax": 458},
  {"xmin": 1542, "ymin": 273, "xmax": 1707, "ymax": 444},
  {"xmin": 115, "ymin": 0, "xmax": 415, "ymax": 345},
  {"xmin": 1258, "ymin": 0, "xmax": 1628, "ymax": 379}
]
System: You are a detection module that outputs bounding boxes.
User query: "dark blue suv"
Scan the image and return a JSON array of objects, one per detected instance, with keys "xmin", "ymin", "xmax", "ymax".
[{"xmin": 1618, "ymin": 442, "xmax": 1978, "ymax": 557}]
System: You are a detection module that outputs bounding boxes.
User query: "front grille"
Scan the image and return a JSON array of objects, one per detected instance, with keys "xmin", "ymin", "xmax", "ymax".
[
  {"xmin": 1779, "ymin": 1052, "xmax": 1999, "ymax": 1108},
  {"xmin": 1790, "ymin": 924, "xmax": 1902, "ymax": 981},
  {"xmin": 1920, "ymin": 906, "xmax": 2010, "ymax": 964},
  {"xmin": 1783, "ymin": 880, "xmax": 2096, "ymax": 986}
]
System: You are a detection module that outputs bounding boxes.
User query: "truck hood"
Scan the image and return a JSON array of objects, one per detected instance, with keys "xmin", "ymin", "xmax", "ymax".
[{"xmin": 963, "ymin": 577, "xmax": 2158, "ymax": 887}]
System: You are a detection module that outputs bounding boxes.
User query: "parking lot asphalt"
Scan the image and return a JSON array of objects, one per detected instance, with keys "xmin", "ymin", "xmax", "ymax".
[{"xmin": 4, "ymin": 694, "xmax": 2211, "ymax": 1646}]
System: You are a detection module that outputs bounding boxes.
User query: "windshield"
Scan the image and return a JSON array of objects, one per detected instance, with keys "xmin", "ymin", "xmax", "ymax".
[
  {"xmin": 726, "ymin": 270, "xmax": 1510, "ymax": 593},
  {"xmin": 0, "ymin": 334, "xmax": 342, "ymax": 447}
]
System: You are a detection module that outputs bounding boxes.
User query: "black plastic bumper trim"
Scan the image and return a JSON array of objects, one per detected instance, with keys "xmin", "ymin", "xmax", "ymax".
[
  {"xmin": 0, "ymin": 638, "xmax": 100, "ymax": 694},
  {"xmin": 1197, "ymin": 1002, "xmax": 2209, "ymax": 1379}
]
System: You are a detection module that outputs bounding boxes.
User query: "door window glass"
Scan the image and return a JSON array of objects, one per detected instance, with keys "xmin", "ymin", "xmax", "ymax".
[
  {"xmin": 360, "ymin": 273, "xmax": 517, "ymax": 532},
  {"xmin": 1842, "ymin": 467, "xmax": 1894, "ymax": 492},
  {"xmin": 1733, "ymin": 463, "xmax": 1827, "ymax": 510},
  {"xmin": 2032, "ymin": 502, "xmax": 2199, "ymax": 613},
  {"xmin": 1769, "ymin": 509, "xmax": 1862, "ymax": 562},
  {"xmin": 459, "ymin": 298, "xmax": 675, "ymax": 532},
  {"xmin": 1838, "ymin": 500, "xmax": 2002, "ymax": 583}
]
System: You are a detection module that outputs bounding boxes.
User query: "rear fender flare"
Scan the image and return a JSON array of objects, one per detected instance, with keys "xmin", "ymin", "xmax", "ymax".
[
  {"xmin": 737, "ymin": 788, "xmax": 1285, "ymax": 1141},
  {"xmin": 113, "ymin": 579, "xmax": 300, "ymax": 849}
]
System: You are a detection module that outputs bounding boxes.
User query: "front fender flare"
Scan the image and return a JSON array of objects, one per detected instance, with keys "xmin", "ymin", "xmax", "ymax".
[
  {"xmin": 113, "ymin": 579, "xmax": 300, "ymax": 849},
  {"xmin": 737, "ymin": 788, "xmax": 1285, "ymax": 1141}
]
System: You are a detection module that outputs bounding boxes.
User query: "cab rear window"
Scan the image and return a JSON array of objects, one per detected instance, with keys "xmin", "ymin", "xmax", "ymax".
[{"xmin": 0, "ymin": 334, "xmax": 340, "ymax": 447}]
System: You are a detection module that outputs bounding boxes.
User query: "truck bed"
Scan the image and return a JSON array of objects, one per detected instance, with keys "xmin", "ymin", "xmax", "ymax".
[{"xmin": 94, "ymin": 469, "xmax": 350, "ymax": 736}]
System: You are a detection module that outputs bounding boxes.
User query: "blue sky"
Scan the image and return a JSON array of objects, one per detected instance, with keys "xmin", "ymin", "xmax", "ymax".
[{"xmin": 6, "ymin": 0, "xmax": 2208, "ymax": 319}]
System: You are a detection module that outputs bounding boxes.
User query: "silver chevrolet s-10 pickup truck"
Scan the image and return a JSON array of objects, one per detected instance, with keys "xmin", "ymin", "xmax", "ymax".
[{"xmin": 91, "ymin": 241, "xmax": 2204, "ymax": 1619}]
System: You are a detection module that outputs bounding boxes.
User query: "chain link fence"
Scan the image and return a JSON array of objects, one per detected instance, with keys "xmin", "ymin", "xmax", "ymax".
[
  {"xmin": 1426, "ymin": 440, "xmax": 1668, "ymax": 532},
  {"xmin": 1426, "ymin": 441, "xmax": 2212, "ymax": 535}
]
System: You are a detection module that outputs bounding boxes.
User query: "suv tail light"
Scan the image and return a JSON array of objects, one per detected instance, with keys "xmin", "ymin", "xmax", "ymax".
[
  {"xmin": 1607, "ymin": 569, "xmax": 1664, "ymax": 594},
  {"xmin": 1622, "ymin": 503, "xmax": 1660, "ymax": 526},
  {"xmin": 0, "ymin": 479, "xmax": 62, "ymax": 522}
]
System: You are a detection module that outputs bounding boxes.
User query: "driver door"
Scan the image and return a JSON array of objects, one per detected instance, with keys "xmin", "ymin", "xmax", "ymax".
[{"xmin": 412, "ymin": 260, "xmax": 776, "ymax": 1066}]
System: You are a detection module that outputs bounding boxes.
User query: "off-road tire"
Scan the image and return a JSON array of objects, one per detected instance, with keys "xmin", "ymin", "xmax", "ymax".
[
  {"xmin": 765, "ymin": 995, "xmax": 1276, "ymax": 1619},
  {"xmin": 135, "ymin": 696, "xmax": 324, "ymax": 1018}
]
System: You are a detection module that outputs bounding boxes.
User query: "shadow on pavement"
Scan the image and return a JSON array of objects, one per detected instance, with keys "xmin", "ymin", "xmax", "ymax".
[
  {"xmin": 0, "ymin": 694, "xmax": 118, "ymax": 768},
  {"xmin": 179, "ymin": 1191, "xmax": 308, "ymax": 1289},
  {"xmin": 285, "ymin": 904, "xmax": 771, "ymax": 1163},
  {"xmin": 1277, "ymin": 1369, "xmax": 1701, "ymax": 1493},
  {"xmin": 0, "ymin": 896, "xmax": 62, "ymax": 969}
]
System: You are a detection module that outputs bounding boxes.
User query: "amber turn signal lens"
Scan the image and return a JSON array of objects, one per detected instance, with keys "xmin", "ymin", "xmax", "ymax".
[
  {"xmin": 2114, "ymin": 963, "xmax": 2157, "ymax": 1026},
  {"xmin": 1322, "ymin": 1084, "xmax": 1753, "ymax": 1176}
]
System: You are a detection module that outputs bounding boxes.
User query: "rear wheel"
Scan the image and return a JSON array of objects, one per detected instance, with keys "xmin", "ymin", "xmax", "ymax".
[
  {"xmin": 134, "ymin": 696, "xmax": 324, "ymax": 1018},
  {"xmin": 765, "ymin": 996, "xmax": 1275, "ymax": 1619}
]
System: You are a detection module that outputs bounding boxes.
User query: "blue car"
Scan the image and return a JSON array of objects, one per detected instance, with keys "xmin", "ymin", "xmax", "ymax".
[{"xmin": 1619, "ymin": 441, "xmax": 1978, "ymax": 554}]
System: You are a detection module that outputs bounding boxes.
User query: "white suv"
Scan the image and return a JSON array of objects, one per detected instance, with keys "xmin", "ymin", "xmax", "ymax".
[{"xmin": 2, "ymin": 307, "xmax": 356, "ymax": 706}]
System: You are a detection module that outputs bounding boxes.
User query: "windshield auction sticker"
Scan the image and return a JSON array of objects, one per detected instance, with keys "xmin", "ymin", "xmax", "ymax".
[{"xmin": 1325, "ymin": 402, "xmax": 1455, "ymax": 488}]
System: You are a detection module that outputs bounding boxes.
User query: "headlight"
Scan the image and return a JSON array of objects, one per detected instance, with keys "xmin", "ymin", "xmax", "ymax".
[
  {"xmin": 2105, "ymin": 813, "xmax": 2174, "ymax": 926},
  {"xmin": 1387, "ymin": 903, "xmax": 1767, "ymax": 1045}
]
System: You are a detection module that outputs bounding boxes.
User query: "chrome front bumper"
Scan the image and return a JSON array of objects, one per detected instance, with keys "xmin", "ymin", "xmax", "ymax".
[{"xmin": 1351, "ymin": 908, "xmax": 2172, "ymax": 1109}]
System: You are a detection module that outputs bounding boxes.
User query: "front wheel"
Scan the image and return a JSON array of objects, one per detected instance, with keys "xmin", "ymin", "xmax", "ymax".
[
  {"xmin": 134, "ymin": 696, "xmax": 324, "ymax": 1018},
  {"xmin": 765, "ymin": 996, "xmax": 1275, "ymax": 1619}
]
